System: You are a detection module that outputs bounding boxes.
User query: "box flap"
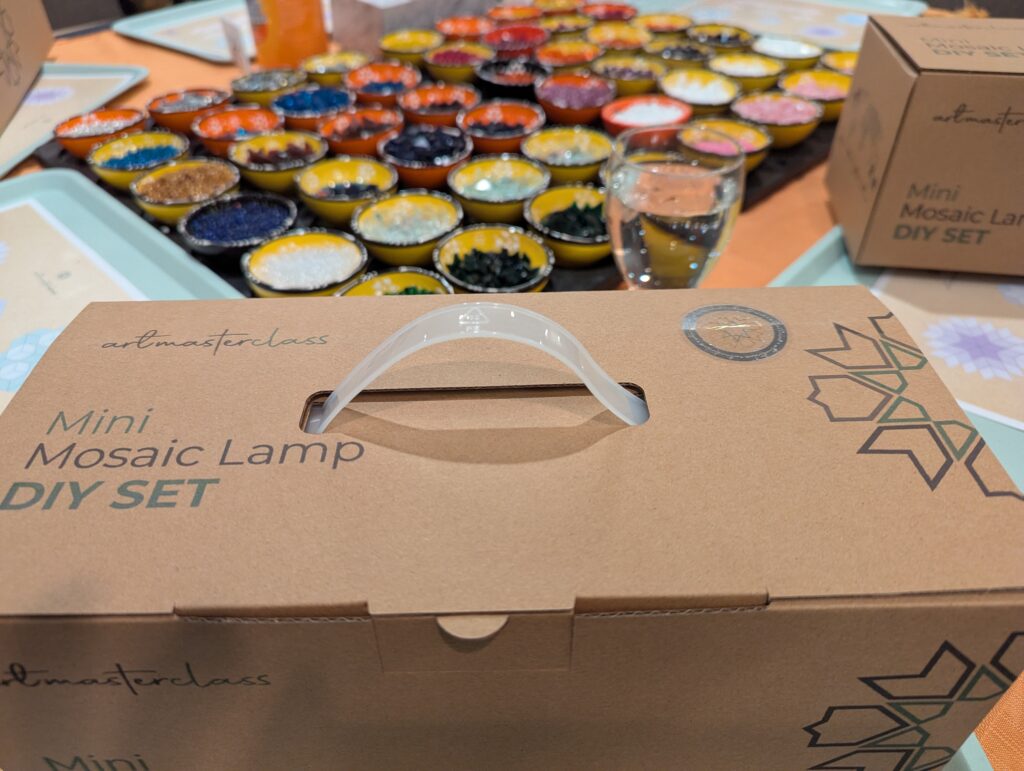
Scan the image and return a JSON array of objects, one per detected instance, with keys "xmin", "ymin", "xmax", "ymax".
[
  {"xmin": 0, "ymin": 288, "xmax": 1021, "ymax": 618},
  {"xmin": 0, "ymin": 0, "xmax": 54, "ymax": 136},
  {"xmin": 873, "ymin": 15, "xmax": 1024, "ymax": 75}
]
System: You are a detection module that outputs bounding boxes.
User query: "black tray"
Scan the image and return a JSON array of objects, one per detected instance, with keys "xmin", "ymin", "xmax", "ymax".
[{"xmin": 34, "ymin": 121, "xmax": 832, "ymax": 296}]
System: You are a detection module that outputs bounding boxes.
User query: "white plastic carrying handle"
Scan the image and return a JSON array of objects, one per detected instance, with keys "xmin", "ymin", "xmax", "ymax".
[{"xmin": 306, "ymin": 302, "xmax": 650, "ymax": 433}]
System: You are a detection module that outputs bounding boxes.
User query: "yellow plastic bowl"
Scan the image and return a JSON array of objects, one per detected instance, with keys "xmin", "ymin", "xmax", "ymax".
[
  {"xmin": 340, "ymin": 267, "xmax": 454, "ymax": 296},
  {"xmin": 448, "ymin": 154, "xmax": 550, "ymax": 224},
  {"xmin": 821, "ymin": 50, "xmax": 858, "ymax": 76},
  {"xmin": 242, "ymin": 229, "xmax": 369, "ymax": 298},
  {"xmin": 779, "ymin": 69, "xmax": 851, "ymax": 122},
  {"xmin": 87, "ymin": 130, "xmax": 189, "ymax": 191},
  {"xmin": 538, "ymin": 13, "xmax": 594, "ymax": 39},
  {"xmin": 585, "ymin": 21, "xmax": 651, "ymax": 52},
  {"xmin": 686, "ymin": 24, "xmax": 753, "ymax": 53},
  {"xmin": 424, "ymin": 42, "xmax": 496, "ymax": 83},
  {"xmin": 591, "ymin": 54, "xmax": 667, "ymax": 95},
  {"xmin": 231, "ymin": 68, "xmax": 307, "ymax": 107},
  {"xmin": 730, "ymin": 92, "xmax": 823, "ymax": 149},
  {"xmin": 688, "ymin": 117, "xmax": 772, "ymax": 171},
  {"xmin": 130, "ymin": 158, "xmax": 240, "ymax": 225},
  {"xmin": 380, "ymin": 28, "xmax": 445, "ymax": 67},
  {"xmin": 708, "ymin": 53, "xmax": 785, "ymax": 92},
  {"xmin": 643, "ymin": 38, "xmax": 712, "ymax": 70},
  {"xmin": 302, "ymin": 51, "xmax": 370, "ymax": 86},
  {"xmin": 659, "ymin": 68, "xmax": 741, "ymax": 115},
  {"xmin": 228, "ymin": 130, "xmax": 327, "ymax": 193},
  {"xmin": 521, "ymin": 126, "xmax": 613, "ymax": 185},
  {"xmin": 433, "ymin": 224, "xmax": 554, "ymax": 293},
  {"xmin": 296, "ymin": 156, "xmax": 398, "ymax": 227},
  {"xmin": 751, "ymin": 37, "xmax": 823, "ymax": 71},
  {"xmin": 524, "ymin": 184, "xmax": 610, "ymax": 267},
  {"xmin": 631, "ymin": 13, "xmax": 692, "ymax": 37},
  {"xmin": 351, "ymin": 189, "xmax": 463, "ymax": 267}
]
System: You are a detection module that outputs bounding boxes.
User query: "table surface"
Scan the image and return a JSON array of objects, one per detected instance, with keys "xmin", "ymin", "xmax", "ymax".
[{"xmin": 14, "ymin": 29, "xmax": 837, "ymax": 289}]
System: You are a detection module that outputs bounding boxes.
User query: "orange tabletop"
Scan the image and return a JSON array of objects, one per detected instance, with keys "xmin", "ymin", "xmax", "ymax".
[{"xmin": 15, "ymin": 29, "xmax": 837, "ymax": 289}]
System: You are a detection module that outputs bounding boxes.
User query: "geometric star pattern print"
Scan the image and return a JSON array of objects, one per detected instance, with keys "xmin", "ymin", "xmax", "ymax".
[{"xmin": 923, "ymin": 317, "xmax": 1024, "ymax": 381}]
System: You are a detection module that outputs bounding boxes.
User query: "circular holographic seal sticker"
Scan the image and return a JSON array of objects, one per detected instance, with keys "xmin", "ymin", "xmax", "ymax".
[{"xmin": 681, "ymin": 304, "xmax": 787, "ymax": 362}]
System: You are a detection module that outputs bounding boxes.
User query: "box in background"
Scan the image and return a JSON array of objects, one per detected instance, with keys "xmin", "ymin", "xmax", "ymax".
[
  {"xmin": 330, "ymin": 0, "xmax": 492, "ymax": 54},
  {"xmin": 827, "ymin": 16, "xmax": 1024, "ymax": 277},
  {"xmin": 0, "ymin": 0, "xmax": 53, "ymax": 135}
]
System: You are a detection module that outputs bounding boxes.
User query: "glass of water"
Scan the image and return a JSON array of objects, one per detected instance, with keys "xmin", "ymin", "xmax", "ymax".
[{"xmin": 606, "ymin": 125, "xmax": 745, "ymax": 289}]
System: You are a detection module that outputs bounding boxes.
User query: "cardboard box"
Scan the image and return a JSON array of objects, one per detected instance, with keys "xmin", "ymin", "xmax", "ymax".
[
  {"xmin": 827, "ymin": 16, "xmax": 1024, "ymax": 277},
  {"xmin": 331, "ymin": 0, "xmax": 492, "ymax": 53},
  {"xmin": 0, "ymin": 287, "xmax": 1021, "ymax": 769},
  {"xmin": 0, "ymin": 0, "xmax": 53, "ymax": 135}
]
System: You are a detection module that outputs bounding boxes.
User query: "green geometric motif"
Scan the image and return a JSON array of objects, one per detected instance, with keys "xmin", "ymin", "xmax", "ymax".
[
  {"xmin": 878, "ymin": 396, "xmax": 931, "ymax": 424},
  {"xmin": 889, "ymin": 701, "xmax": 953, "ymax": 725},
  {"xmin": 958, "ymin": 666, "xmax": 1006, "ymax": 702},
  {"xmin": 882, "ymin": 340, "xmax": 928, "ymax": 371},
  {"xmin": 935, "ymin": 420, "xmax": 979, "ymax": 460},
  {"xmin": 853, "ymin": 370, "xmax": 909, "ymax": 394}
]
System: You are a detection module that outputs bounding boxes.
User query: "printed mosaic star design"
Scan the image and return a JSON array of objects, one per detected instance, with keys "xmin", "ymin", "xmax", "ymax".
[
  {"xmin": 923, "ymin": 317, "xmax": 1024, "ymax": 381},
  {"xmin": 0, "ymin": 328, "xmax": 60, "ymax": 393}
]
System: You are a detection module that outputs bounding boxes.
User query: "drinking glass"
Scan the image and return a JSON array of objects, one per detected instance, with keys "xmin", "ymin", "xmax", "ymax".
[{"xmin": 606, "ymin": 125, "xmax": 745, "ymax": 289}]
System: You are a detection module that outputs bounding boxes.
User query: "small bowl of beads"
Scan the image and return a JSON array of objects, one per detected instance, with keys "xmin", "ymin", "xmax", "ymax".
[
  {"xmin": 147, "ymin": 89, "xmax": 231, "ymax": 133},
  {"xmin": 535, "ymin": 0, "xmax": 582, "ymax": 14},
  {"xmin": 535, "ymin": 40, "xmax": 604, "ymax": 72},
  {"xmin": 130, "ymin": 158, "xmax": 240, "ymax": 225},
  {"xmin": 88, "ymin": 130, "xmax": 189, "ymax": 191},
  {"xmin": 378, "ymin": 125, "xmax": 473, "ymax": 189},
  {"xmin": 659, "ymin": 68, "xmax": 740, "ymax": 115},
  {"xmin": 708, "ymin": 53, "xmax": 785, "ymax": 93},
  {"xmin": 296, "ymin": 155, "xmax": 399, "ymax": 227},
  {"xmin": 600, "ymin": 94, "xmax": 691, "ymax": 136},
  {"xmin": 272, "ymin": 86, "xmax": 354, "ymax": 131},
  {"xmin": 779, "ymin": 69, "xmax": 852, "ymax": 122},
  {"xmin": 730, "ymin": 91, "xmax": 823, "ymax": 148},
  {"xmin": 521, "ymin": 125, "xmax": 613, "ymax": 184},
  {"xmin": 345, "ymin": 61, "xmax": 423, "ymax": 107},
  {"xmin": 689, "ymin": 116, "xmax": 773, "ymax": 171},
  {"xmin": 821, "ymin": 50, "xmax": 858, "ymax": 76},
  {"xmin": 474, "ymin": 59, "xmax": 552, "ymax": 100},
  {"xmin": 686, "ymin": 24, "xmax": 753, "ymax": 54},
  {"xmin": 179, "ymin": 193, "xmax": 297, "ymax": 256},
  {"xmin": 535, "ymin": 72, "xmax": 615, "ymax": 124},
  {"xmin": 644, "ymin": 39, "xmax": 712, "ymax": 70},
  {"xmin": 524, "ymin": 183, "xmax": 609, "ymax": 267},
  {"xmin": 434, "ymin": 224, "xmax": 554, "ymax": 293},
  {"xmin": 482, "ymin": 24, "xmax": 551, "ymax": 60},
  {"xmin": 538, "ymin": 13, "xmax": 593, "ymax": 39},
  {"xmin": 242, "ymin": 229, "xmax": 369, "ymax": 298},
  {"xmin": 319, "ymin": 107, "xmax": 404, "ymax": 156},
  {"xmin": 301, "ymin": 51, "xmax": 370, "ymax": 86},
  {"xmin": 631, "ymin": 13, "xmax": 692, "ymax": 37},
  {"xmin": 448, "ymin": 153, "xmax": 551, "ymax": 223},
  {"xmin": 228, "ymin": 130, "xmax": 328, "ymax": 193},
  {"xmin": 340, "ymin": 267, "xmax": 454, "ymax": 296},
  {"xmin": 751, "ymin": 37, "xmax": 823, "ymax": 71},
  {"xmin": 456, "ymin": 99, "xmax": 545, "ymax": 154},
  {"xmin": 585, "ymin": 22, "xmax": 651, "ymax": 52},
  {"xmin": 424, "ymin": 42, "xmax": 496, "ymax": 84},
  {"xmin": 582, "ymin": 3, "xmax": 637, "ymax": 22},
  {"xmin": 436, "ymin": 15, "xmax": 496, "ymax": 41},
  {"xmin": 399, "ymin": 83, "xmax": 482, "ymax": 127},
  {"xmin": 486, "ymin": 5, "xmax": 543, "ymax": 25},
  {"xmin": 231, "ymin": 68, "xmax": 307, "ymax": 107},
  {"xmin": 591, "ymin": 54, "xmax": 667, "ymax": 95},
  {"xmin": 55, "ymin": 108, "xmax": 147, "ymax": 159},
  {"xmin": 379, "ymin": 28, "xmax": 445, "ymax": 67},
  {"xmin": 192, "ymin": 104, "xmax": 284, "ymax": 157},
  {"xmin": 351, "ymin": 189, "xmax": 464, "ymax": 266}
]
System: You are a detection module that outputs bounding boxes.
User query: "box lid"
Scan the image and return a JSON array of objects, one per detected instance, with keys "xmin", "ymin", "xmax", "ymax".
[
  {"xmin": 0, "ymin": 287, "xmax": 1021, "ymax": 618},
  {"xmin": 873, "ymin": 15, "xmax": 1024, "ymax": 75}
]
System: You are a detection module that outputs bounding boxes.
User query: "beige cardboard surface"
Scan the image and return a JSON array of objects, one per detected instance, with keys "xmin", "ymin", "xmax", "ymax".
[
  {"xmin": 0, "ymin": 0, "xmax": 52, "ymax": 135},
  {"xmin": 829, "ymin": 16, "xmax": 1024, "ymax": 276},
  {"xmin": 0, "ymin": 288, "xmax": 1020, "ymax": 621}
]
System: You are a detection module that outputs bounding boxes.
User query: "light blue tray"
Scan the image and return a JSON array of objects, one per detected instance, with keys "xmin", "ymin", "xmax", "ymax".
[
  {"xmin": 0, "ymin": 169, "xmax": 240, "ymax": 300},
  {"xmin": 0, "ymin": 62, "xmax": 147, "ymax": 179},
  {"xmin": 772, "ymin": 226, "xmax": 1023, "ymax": 490},
  {"xmin": 112, "ymin": 0, "xmax": 251, "ymax": 64}
]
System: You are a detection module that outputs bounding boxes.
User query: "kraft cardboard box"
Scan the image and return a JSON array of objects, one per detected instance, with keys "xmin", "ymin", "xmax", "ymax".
[
  {"xmin": 330, "ymin": 0, "xmax": 492, "ymax": 53},
  {"xmin": 0, "ymin": 287, "xmax": 1022, "ymax": 770},
  {"xmin": 0, "ymin": 0, "xmax": 53, "ymax": 135},
  {"xmin": 827, "ymin": 16, "xmax": 1024, "ymax": 277}
]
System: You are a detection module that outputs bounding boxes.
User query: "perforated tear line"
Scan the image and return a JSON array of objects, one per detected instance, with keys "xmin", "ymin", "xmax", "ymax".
[{"xmin": 578, "ymin": 605, "xmax": 767, "ymax": 619}]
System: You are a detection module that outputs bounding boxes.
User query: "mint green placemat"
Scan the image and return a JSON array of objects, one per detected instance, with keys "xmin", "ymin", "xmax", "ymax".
[{"xmin": 112, "ymin": 0, "xmax": 251, "ymax": 64}]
